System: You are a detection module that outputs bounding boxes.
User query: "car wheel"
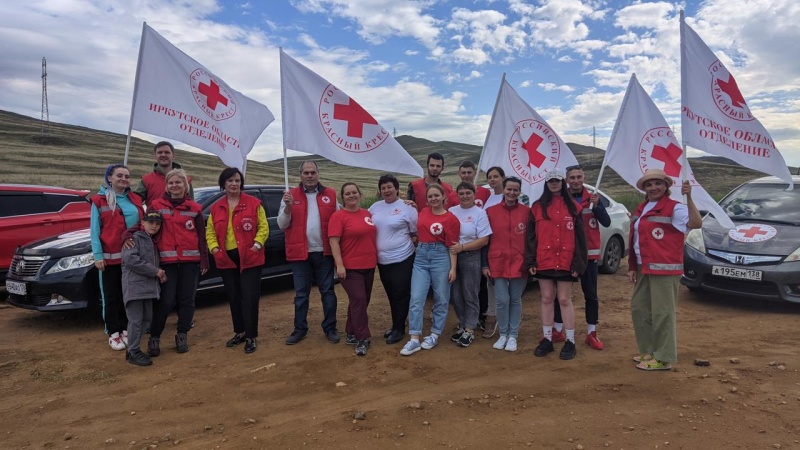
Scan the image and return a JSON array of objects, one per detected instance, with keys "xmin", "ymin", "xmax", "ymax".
[{"xmin": 599, "ymin": 235, "xmax": 623, "ymax": 274}]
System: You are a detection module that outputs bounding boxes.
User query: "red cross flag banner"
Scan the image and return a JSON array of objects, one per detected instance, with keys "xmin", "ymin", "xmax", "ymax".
[
  {"xmin": 479, "ymin": 76, "xmax": 579, "ymax": 202},
  {"xmin": 128, "ymin": 23, "xmax": 274, "ymax": 170},
  {"xmin": 604, "ymin": 74, "xmax": 735, "ymax": 229},
  {"xmin": 279, "ymin": 49, "xmax": 422, "ymax": 177},
  {"xmin": 680, "ymin": 14, "xmax": 793, "ymax": 189}
]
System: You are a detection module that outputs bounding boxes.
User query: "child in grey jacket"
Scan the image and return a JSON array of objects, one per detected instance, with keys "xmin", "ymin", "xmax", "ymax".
[{"xmin": 122, "ymin": 211, "xmax": 166, "ymax": 366}]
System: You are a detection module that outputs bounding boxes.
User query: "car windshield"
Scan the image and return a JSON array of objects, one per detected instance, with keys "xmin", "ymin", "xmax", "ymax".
[{"xmin": 721, "ymin": 183, "xmax": 800, "ymax": 224}]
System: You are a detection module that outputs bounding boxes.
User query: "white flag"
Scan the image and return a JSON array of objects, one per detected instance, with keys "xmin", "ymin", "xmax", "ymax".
[
  {"xmin": 479, "ymin": 77, "xmax": 579, "ymax": 203},
  {"xmin": 605, "ymin": 75, "xmax": 735, "ymax": 229},
  {"xmin": 680, "ymin": 16, "xmax": 792, "ymax": 188},
  {"xmin": 130, "ymin": 23, "xmax": 274, "ymax": 170},
  {"xmin": 279, "ymin": 49, "xmax": 422, "ymax": 177}
]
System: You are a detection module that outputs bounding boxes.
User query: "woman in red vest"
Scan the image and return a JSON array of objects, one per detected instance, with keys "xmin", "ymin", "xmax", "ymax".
[
  {"xmin": 206, "ymin": 168, "xmax": 268, "ymax": 354},
  {"xmin": 528, "ymin": 170, "xmax": 587, "ymax": 361},
  {"xmin": 90, "ymin": 164, "xmax": 144, "ymax": 351},
  {"xmin": 329, "ymin": 182, "xmax": 378, "ymax": 356},
  {"xmin": 628, "ymin": 169, "xmax": 701, "ymax": 371},
  {"xmin": 147, "ymin": 169, "xmax": 208, "ymax": 357}
]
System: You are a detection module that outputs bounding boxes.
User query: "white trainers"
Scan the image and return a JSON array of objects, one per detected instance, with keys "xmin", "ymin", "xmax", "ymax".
[
  {"xmin": 421, "ymin": 334, "xmax": 439, "ymax": 350},
  {"xmin": 504, "ymin": 337, "xmax": 518, "ymax": 352},
  {"xmin": 108, "ymin": 332, "xmax": 126, "ymax": 351},
  {"xmin": 400, "ymin": 340, "xmax": 422, "ymax": 356},
  {"xmin": 121, "ymin": 330, "xmax": 129, "ymax": 347},
  {"xmin": 493, "ymin": 335, "xmax": 508, "ymax": 350}
]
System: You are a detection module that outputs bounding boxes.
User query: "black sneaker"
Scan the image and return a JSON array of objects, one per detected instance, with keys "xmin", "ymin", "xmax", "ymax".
[
  {"xmin": 126, "ymin": 349, "xmax": 153, "ymax": 366},
  {"xmin": 244, "ymin": 338, "xmax": 257, "ymax": 354},
  {"xmin": 285, "ymin": 331, "xmax": 307, "ymax": 345},
  {"xmin": 383, "ymin": 329, "xmax": 393, "ymax": 338},
  {"xmin": 147, "ymin": 336, "xmax": 160, "ymax": 357},
  {"xmin": 450, "ymin": 328, "xmax": 465, "ymax": 342},
  {"xmin": 534, "ymin": 338, "xmax": 555, "ymax": 357},
  {"xmin": 458, "ymin": 330, "xmax": 475, "ymax": 347},
  {"xmin": 559, "ymin": 340, "xmax": 577, "ymax": 360},
  {"xmin": 345, "ymin": 334, "xmax": 358, "ymax": 345},
  {"xmin": 175, "ymin": 333, "xmax": 189, "ymax": 353},
  {"xmin": 326, "ymin": 329, "xmax": 341, "ymax": 344},
  {"xmin": 385, "ymin": 330, "xmax": 404, "ymax": 345},
  {"xmin": 478, "ymin": 319, "xmax": 486, "ymax": 331},
  {"xmin": 355, "ymin": 339, "xmax": 370, "ymax": 356},
  {"xmin": 226, "ymin": 333, "xmax": 245, "ymax": 347}
]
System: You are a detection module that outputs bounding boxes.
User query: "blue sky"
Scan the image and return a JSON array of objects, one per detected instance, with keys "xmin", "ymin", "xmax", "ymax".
[{"xmin": 1, "ymin": 0, "xmax": 798, "ymax": 166}]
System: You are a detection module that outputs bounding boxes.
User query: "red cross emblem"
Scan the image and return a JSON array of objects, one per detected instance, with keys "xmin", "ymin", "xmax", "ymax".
[
  {"xmin": 737, "ymin": 226, "xmax": 767, "ymax": 239},
  {"xmin": 364, "ymin": 217, "xmax": 374, "ymax": 226},
  {"xmin": 321, "ymin": 196, "xmax": 331, "ymax": 204},
  {"xmin": 333, "ymin": 98, "xmax": 378, "ymax": 138},
  {"xmin": 717, "ymin": 74, "xmax": 746, "ymax": 108},
  {"xmin": 185, "ymin": 220, "xmax": 195, "ymax": 231},
  {"xmin": 242, "ymin": 222, "xmax": 253, "ymax": 231},
  {"xmin": 651, "ymin": 143, "xmax": 682, "ymax": 178},
  {"xmin": 198, "ymin": 79, "xmax": 228, "ymax": 110},
  {"xmin": 728, "ymin": 223, "xmax": 776, "ymax": 242},
  {"xmin": 522, "ymin": 133, "xmax": 546, "ymax": 168},
  {"xmin": 651, "ymin": 227, "xmax": 664, "ymax": 240},
  {"xmin": 475, "ymin": 199, "xmax": 484, "ymax": 208},
  {"xmin": 589, "ymin": 218, "xmax": 597, "ymax": 229},
  {"xmin": 430, "ymin": 222, "xmax": 443, "ymax": 235}
]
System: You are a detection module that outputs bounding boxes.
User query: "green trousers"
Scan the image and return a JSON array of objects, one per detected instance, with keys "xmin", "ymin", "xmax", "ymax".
[{"xmin": 630, "ymin": 271, "xmax": 679, "ymax": 363}]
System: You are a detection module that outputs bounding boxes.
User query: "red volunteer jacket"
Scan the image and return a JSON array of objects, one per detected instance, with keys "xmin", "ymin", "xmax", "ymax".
[
  {"xmin": 575, "ymin": 188, "xmax": 602, "ymax": 261},
  {"xmin": 284, "ymin": 184, "xmax": 337, "ymax": 261},
  {"xmin": 445, "ymin": 185, "xmax": 491, "ymax": 209},
  {"xmin": 484, "ymin": 202, "xmax": 530, "ymax": 278},
  {"xmin": 408, "ymin": 178, "xmax": 453, "ymax": 212},
  {"xmin": 151, "ymin": 196, "xmax": 204, "ymax": 265},
  {"xmin": 210, "ymin": 193, "xmax": 265, "ymax": 271},
  {"xmin": 529, "ymin": 196, "xmax": 584, "ymax": 273},
  {"xmin": 91, "ymin": 194, "xmax": 144, "ymax": 265},
  {"xmin": 628, "ymin": 196, "xmax": 684, "ymax": 275}
]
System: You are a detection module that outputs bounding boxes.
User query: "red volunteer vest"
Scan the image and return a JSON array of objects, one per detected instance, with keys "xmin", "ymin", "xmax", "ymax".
[
  {"xmin": 141, "ymin": 169, "xmax": 192, "ymax": 206},
  {"xmin": 151, "ymin": 197, "xmax": 203, "ymax": 264},
  {"xmin": 575, "ymin": 188, "xmax": 602, "ymax": 260},
  {"xmin": 628, "ymin": 196, "xmax": 684, "ymax": 275},
  {"xmin": 284, "ymin": 185, "xmax": 337, "ymax": 261},
  {"xmin": 531, "ymin": 197, "xmax": 578, "ymax": 272},
  {"xmin": 409, "ymin": 178, "xmax": 454, "ymax": 212},
  {"xmin": 446, "ymin": 185, "xmax": 491, "ymax": 209},
  {"xmin": 485, "ymin": 202, "xmax": 530, "ymax": 278},
  {"xmin": 210, "ymin": 193, "xmax": 265, "ymax": 271},
  {"xmin": 91, "ymin": 193, "xmax": 144, "ymax": 265}
]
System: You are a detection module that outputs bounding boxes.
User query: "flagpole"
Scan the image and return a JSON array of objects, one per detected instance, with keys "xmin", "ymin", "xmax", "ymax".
[
  {"xmin": 123, "ymin": 22, "xmax": 148, "ymax": 166},
  {"xmin": 679, "ymin": 10, "xmax": 690, "ymax": 203},
  {"xmin": 279, "ymin": 47, "xmax": 290, "ymax": 190},
  {"xmin": 478, "ymin": 73, "xmax": 506, "ymax": 172}
]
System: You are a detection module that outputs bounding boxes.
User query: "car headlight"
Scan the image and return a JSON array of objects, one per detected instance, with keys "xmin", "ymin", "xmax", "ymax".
[
  {"xmin": 785, "ymin": 247, "xmax": 800, "ymax": 262},
  {"xmin": 685, "ymin": 228, "xmax": 705, "ymax": 253},
  {"xmin": 46, "ymin": 253, "xmax": 95, "ymax": 274}
]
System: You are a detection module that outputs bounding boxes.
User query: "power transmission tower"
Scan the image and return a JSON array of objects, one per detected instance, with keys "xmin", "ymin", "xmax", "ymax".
[{"xmin": 41, "ymin": 57, "xmax": 50, "ymax": 136}]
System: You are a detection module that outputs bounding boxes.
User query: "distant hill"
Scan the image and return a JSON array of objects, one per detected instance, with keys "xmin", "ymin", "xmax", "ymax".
[{"xmin": 0, "ymin": 109, "xmax": 775, "ymax": 200}]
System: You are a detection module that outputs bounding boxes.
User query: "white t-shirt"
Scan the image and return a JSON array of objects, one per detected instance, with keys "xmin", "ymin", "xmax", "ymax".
[
  {"xmin": 368, "ymin": 199, "xmax": 418, "ymax": 265},
  {"xmin": 633, "ymin": 201, "xmax": 689, "ymax": 264},
  {"xmin": 447, "ymin": 205, "xmax": 492, "ymax": 245},
  {"xmin": 483, "ymin": 192, "xmax": 504, "ymax": 209}
]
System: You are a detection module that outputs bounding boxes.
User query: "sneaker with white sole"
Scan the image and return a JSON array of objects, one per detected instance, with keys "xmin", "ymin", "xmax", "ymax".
[
  {"xmin": 450, "ymin": 327, "xmax": 465, "ymax": 342},
  {"xmin": 108, "ymin": 332, "xmax": 126, "ymax": 351},
  {"xmin": 400, "ymin": 340, "xmax": 421, "ymax": 356},
  {"xmin": 121, "ymin": 330, "xmax": 129, "ymax": 347},
  {"xmin": 458, "ymin": 330, "xmax": 475, "ymax": 347},
  {"xmin": 504, "ymin": 337, "xmax": 518, "ymax": 352},
  {"xmin": 493, "ymin": 335, "xmax": 508, "ymax": 350},
  {"xmin": 421, "ymin": 334, "xmax": 439, "ymax": 350}
]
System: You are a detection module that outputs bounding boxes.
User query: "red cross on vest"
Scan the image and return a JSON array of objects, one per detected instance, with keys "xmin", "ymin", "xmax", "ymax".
[
  {"xmin": 651, "ymin": 142, "xmax": 682, "ymax": 177},
  {"xmin": 738, "ymin": 226, "xmax": 768, "ymax": 239},
  {"xmin": 333, "ymin": 98, "xmax": 378, "ymax": 138},
  {"xmin": 522, "ymin": 133, "xmax": 546, "ymax": 168},
  {"xmin": 198, "ymin": 79, "xmax": 228, "ymax": 110}
]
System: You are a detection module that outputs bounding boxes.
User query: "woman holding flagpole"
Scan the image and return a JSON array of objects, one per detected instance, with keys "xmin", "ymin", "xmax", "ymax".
[{"xmin": 628, "ymin": 169, "xmax": 701, "ymax": 371}]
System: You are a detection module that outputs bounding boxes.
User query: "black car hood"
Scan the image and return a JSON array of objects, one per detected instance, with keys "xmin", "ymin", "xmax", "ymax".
[
  {"xmin": 702, "ymin": 216, "xmax": 800, "ymax": 256},
  {"xmin": 18, "ymin": 229, "xmax": 92, "ymax": 257}
]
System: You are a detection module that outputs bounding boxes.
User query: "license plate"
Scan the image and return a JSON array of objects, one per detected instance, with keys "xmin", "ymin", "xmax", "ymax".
[
  {"xmin": 5, "ymin": 280, "xmax": 27, "ymax": 295},
  {"xmin": 712, "ymin": 266, "xmax": 762, "ymax": 281}
]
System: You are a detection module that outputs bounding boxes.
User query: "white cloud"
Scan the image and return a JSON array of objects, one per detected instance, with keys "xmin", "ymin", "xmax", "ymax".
[
  {"xmin": 465, "ymin": 70, "xmax": 482, "ymax": 81},
  {"xmin": 537, "ymin": 83, "xmax": 575, "ymax": 92},
  {"xmin": 519, "ymin": 80, "xmax": 532, "ymax": 88},
  {"xmin": 404, "ymin": 49, "xmax": 419, "ymax": 56}
]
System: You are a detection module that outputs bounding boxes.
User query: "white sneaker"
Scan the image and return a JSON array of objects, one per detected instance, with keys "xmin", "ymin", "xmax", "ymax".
[
  {"xmin": 121, "ymin": 330, "xmax": 129, "ymax": 347},
  {"xmin": 504, "ymin": 337, "xmax": 518, "ymax": 352},
  {"xmin": 421, "ymin": 334, "xmax": 439, "ymax": 350},
  {"xmin": 400, "ymin": 340, "xmax": 421, "ymax": 356},
  {"xmin": 493, "ymin": 335, "xmax": 508, "ymax": 350},
  {"xmin": 108, "ymin": 332, "xmax": 126, "ymax": 351}
]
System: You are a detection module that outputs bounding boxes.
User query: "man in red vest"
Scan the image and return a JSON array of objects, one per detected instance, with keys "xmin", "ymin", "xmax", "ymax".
[
  {"xmin": 133, "ymin": 141, "xmax": 194, "ymax": 206},
  {"xmin": 278, "ymin": 161, "xmax": 340, "ymax": 345},
  {"xmin": 407, "ymin": 152, "xmax": 453, "ymax": 211},
  {"xmin": 552, "ymin": 165, "xmax": 611, "ymax": 350},
  {"xmin": 445, "ymin": 160, "xmax": 491, "ymax": 208}
]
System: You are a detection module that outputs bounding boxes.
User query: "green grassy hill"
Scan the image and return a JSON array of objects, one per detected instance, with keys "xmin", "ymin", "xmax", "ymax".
[{"xmin": 0, "ymin": 109, "xmax": 774, "ymax": 205}]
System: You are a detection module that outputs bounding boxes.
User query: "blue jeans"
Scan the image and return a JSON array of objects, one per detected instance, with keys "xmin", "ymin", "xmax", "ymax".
[
  {"xmin": 291, "ymin": 252, "xmax": 338, "ymax": 334},
  {"xmin": 408, "ymin": 243, "xmax": 452, "ymax": 336},
  {"xmin": 495, "ymin": 277, "xmax": 527, "ymax": 338}
]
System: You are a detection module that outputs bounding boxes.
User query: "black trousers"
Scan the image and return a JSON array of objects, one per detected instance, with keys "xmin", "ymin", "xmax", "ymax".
[
  {"xmin": 101, "ymin": 264, "xmax": 127, "ymax": 334},
  {"xmin": 221, "ymin": 250, "xmax": 262, "ymax": 339},
  {"xmin": 554, "ymin": 260, "xmax": 599, "ymax": 325},
  {"xmin": 150, "ymin": 262, "xmax": 199, "ymax": 337},
  {"xmin": 377, "ymin": 254, "xmax": 414, "ymax": 333}
]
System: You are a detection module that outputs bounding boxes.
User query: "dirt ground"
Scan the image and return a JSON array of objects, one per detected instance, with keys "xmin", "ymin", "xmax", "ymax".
[{"xmin": 1, "ymin": 260, "xmax": 799, "ymax": 450}]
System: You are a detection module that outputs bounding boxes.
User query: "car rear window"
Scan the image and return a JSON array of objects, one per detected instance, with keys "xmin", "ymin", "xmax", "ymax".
[
  {"xmin": 0, "ymin": 193, "xmax": 51, "ymax": 217},
  {"xmin": 721, "ymin": 184, "xmax": 800, "ymax": 224}
]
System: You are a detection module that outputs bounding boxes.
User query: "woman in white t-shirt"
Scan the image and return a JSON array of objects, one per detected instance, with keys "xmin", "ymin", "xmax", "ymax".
[
  {"xmin": 479, "ymin": 166, "xmax": 505, "ymax": 338},
  {"xmin": 447, "ymin": 182, "xmax": 492, "ymax": 347},
  {"xmin": 368, "ymin": 175, "xmax": 418, "ymax": 345}
]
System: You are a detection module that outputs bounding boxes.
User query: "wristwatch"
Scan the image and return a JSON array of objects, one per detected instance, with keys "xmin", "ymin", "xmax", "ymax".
[{"xmin": 253, "ymin": 242, "xmax": 262, "ymax": 250}]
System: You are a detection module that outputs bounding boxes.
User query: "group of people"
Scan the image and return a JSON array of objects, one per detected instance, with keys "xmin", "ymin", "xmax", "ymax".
[{"xmin": 94, "ymin": 143, "xmax": 701, "ymax": 371}]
